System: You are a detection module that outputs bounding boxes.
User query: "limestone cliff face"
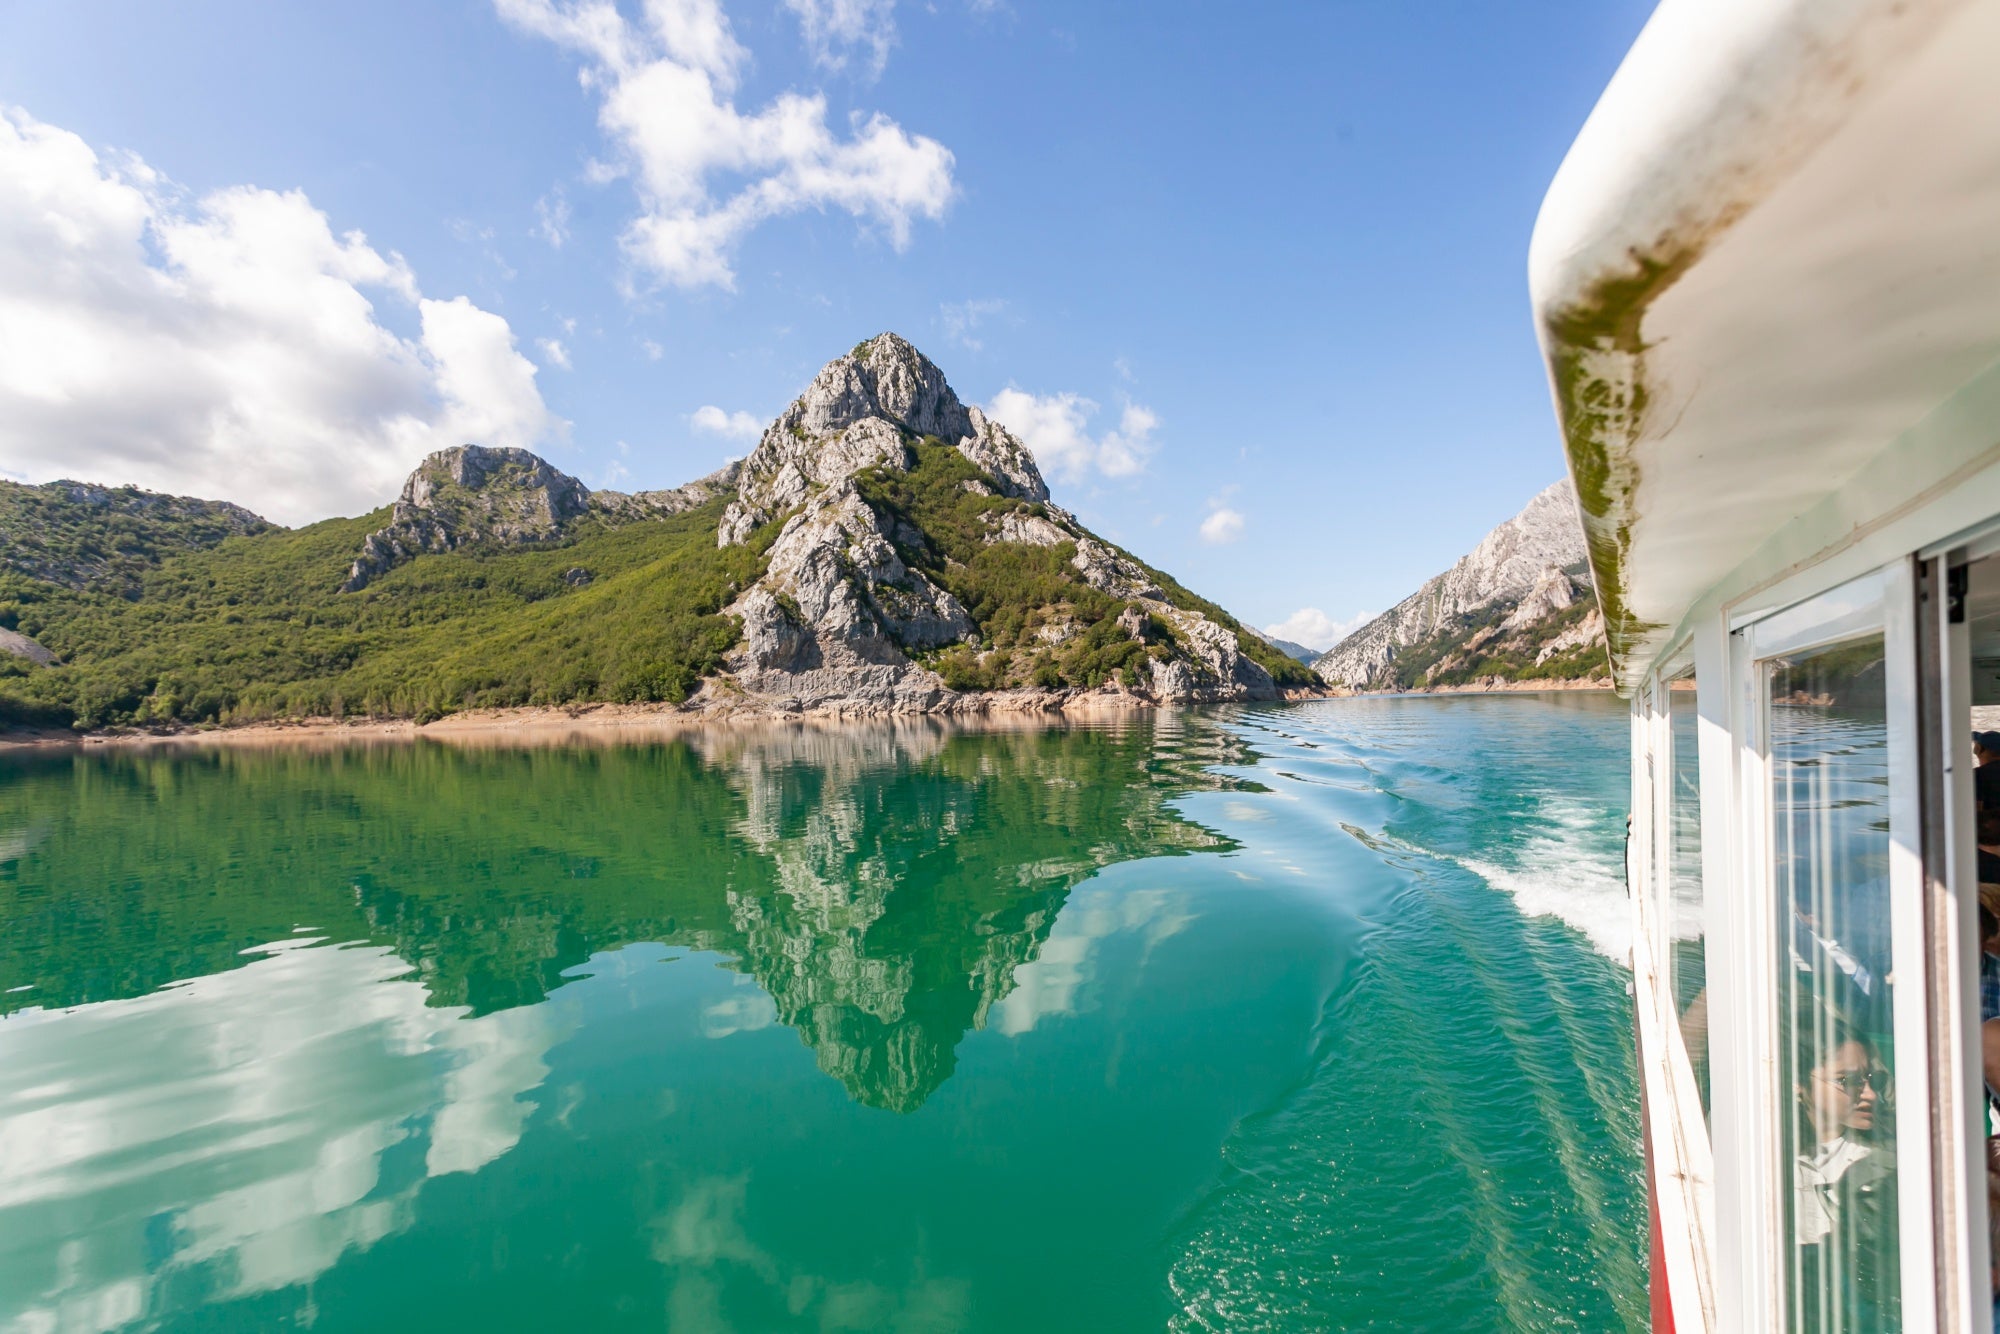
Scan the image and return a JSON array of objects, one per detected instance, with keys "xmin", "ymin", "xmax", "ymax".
[
  {"xmin": 1314, "ymin": 480, "xmax": 1592, "ymax": 690},
  {"xmin": 718, "ymin": 333, "xmax": 1044, "ymax": 548},
  {"xmin": 715, "ymin": 334, "xmax": 1279, "ymax": 710},
  {"xmin": 342, "ymin": 446, "xmax": 591, "ymax": 591}
]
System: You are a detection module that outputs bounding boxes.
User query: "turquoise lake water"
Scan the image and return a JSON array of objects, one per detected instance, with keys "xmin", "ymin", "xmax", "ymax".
[{"xmin": 0, "ymin": 695, "xmax": 1645, "ymax": 1330}]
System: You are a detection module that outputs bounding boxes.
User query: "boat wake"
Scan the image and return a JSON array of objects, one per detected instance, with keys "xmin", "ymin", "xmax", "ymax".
[
  {"xmin": 1164, "ymin": 699, "xmax": 1645, "ymax": 1331},
  {"xmin": 1450, "ymin": 794, "xmax": 1630, "ymax": 961}
]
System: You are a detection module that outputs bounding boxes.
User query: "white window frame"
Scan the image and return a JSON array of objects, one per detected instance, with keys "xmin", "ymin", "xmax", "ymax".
[
  {"xmin": 1731, "ymin": 560, "xmax": 1935, "ymax": 1334},
  {"xmin": 1637, "ymin": 649, "xmax": 1720, "ymax": 1331}
]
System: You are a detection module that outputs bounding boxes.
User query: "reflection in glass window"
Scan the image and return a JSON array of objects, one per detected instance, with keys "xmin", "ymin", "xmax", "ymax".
[
  {"xmin": 1771, "ymin": 634, "xmax": 1898, "ymax": 1332},
  {"xmin": 1666, "ymin": 673, "xmax": 1709, "ymax": 1121}
]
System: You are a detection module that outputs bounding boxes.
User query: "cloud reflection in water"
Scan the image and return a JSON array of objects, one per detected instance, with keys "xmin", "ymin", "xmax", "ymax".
[{"xmin": 0, "ymin": 937, "xmax": 565, "ymax": 1332}]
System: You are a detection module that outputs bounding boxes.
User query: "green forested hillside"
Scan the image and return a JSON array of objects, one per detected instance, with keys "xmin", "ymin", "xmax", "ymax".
[
  {"xmin": 0, "ymin": 499, "xmax": 772, "ymax": 729},
  {"xmin": 0, "ymin": 455, "xmax": 1307, "ymax": 732},
  {"xmin": 0, "ymin": 479, "xmax": 271, "ymax": 595}
]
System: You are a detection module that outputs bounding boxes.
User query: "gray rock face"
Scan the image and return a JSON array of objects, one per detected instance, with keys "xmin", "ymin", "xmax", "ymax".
[
  {"xmin": 801, "ymin": 332, "xmax": 973, "ymax": 440},
  {"xmin": 1069, "ymin": 537, "xmax": 1165, "ymax": 602},
  {"xmin": 1502, "ymin": 565, "xmax": 1578, "ymax": 631},
  {"xmin": 718, "ymin": 334, "xmax": 1047, "ymax": 546},
  {"xmin": 719, "ymin": 418, "xmax": 913, "ymax": 546},
  {"xmin": 709, "ymin": 334, "xmax": 1284, "ymax": 710},
  {"xmin": 956, "ymin": 406, "xmax": 1048, "ymax": 504},
  {"xmin": 1314, "ymin": 479, "xmax": 1587, "ymax": 690},
  {"xmin": 0, "ymin": 627, "xmax": 56, "ymax": 666},
  {"xmin": 1158, "ymin": 605, "xmax": 1278, "ymax": 699},
  {"xmin": 343, "ymin": 451, "xmax": 744, "ymax": 592},
  {"xmin": 1536, "ymin": 606, "xmax": 1605, "ymax": 665},
  {"xmin": 984, "ymin": 509, "xmax": 1068, "ymax": 547},
  {"xmin": 725, "ymin": 478, "xmax": 975, "ymax": 710},
  {"xmin": 343, "ymin": 446, "xmax": 591, "ymax": 591}
]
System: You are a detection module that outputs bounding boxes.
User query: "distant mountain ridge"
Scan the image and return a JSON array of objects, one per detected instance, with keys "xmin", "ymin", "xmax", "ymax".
[
  {"xmin": 1314, "ymin": 480, "xmax": 1608, "ymax": 692},
  {"xmin": 1266, "ymin": 636, "xmax": 1319, "ymax": 664},
  {"xmin": 0, "ymin": 334, "xmax": 1318, "ymax": 732}
]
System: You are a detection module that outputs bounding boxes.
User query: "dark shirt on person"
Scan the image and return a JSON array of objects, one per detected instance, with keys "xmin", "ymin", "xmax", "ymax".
[{"xmin": 1977, "ymin": 761, "xmax": 2000, "ymax": 811}]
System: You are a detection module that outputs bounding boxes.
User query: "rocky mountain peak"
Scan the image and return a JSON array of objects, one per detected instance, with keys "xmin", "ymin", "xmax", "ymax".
[
  {"xmin": 342, "ymin": 445, "xmax": 590, "ymax": 591},
  {"xmin": 1314, "ymin": 478, "xmax": 1590, "ymax": 690},
  {"xmin": 718, "ymin": 333, "xmax": 1047, "ymax": 547},
  {"xmin": 341, "ymin": 446, "xmax": 743, "ymax": 592},
  {"xmin": 698, "ymin": 335, "xmax": 1301, "ymax": 711},
  {"xmin": 793, "ymin": 332, "xmax": 974, "ymax": 441}
]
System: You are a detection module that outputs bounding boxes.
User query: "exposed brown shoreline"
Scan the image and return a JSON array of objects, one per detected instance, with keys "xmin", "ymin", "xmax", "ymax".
[
  {"xmin": 0, "ymin": 679, "xmax": 1614, "ymax": 752},
  {"xmin": 0, "ymin": 684, "xmax": 1338, "ymax": 752},
  {"xmin": 1344, "ymin": 677, "xmax": 1614, "ymax": 698}
]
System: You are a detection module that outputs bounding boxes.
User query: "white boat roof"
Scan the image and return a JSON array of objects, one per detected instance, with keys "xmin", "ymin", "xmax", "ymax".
[{"xmin": 1529, "ymin": 0, "xmax": 2000, "ymax": 692}]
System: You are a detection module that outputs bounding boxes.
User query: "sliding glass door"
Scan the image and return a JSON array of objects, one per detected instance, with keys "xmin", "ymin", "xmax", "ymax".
[{"xmin": 1739, "ymin": 567, "xmax": 1930, "ymax": 1334}]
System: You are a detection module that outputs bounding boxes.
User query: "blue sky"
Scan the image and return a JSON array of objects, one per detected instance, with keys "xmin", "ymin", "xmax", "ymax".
[{"xmin": 0, "ymin": 0, "xmax": 1653, "ymax": 647}]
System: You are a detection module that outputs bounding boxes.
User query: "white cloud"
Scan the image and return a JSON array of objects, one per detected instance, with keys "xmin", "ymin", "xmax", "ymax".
[
  {"xmin": 940, "ymin": 296, "xmax": 1005, "ymax": 351},
  {"xmin": 641, "ymin": 338, "xmax": 665, "ymax": 360},
  {"xmin": 1263, "ymin": 608, "xmax": 1372, "ymax": 653},
  {"xmin": 0, "ymin": 107, "xmax": 562, "ymax": 526},
  {"xmin": 1199, "ymin": 506, "xmax": 1245, "ymax": 545},
  {"xmin": 985, "ymin": 389, "xmax": 1156, "ymax": 484},
  {"xmin": 785, "ymin": 0, "xmax": 897, "ymax": 77},
  {"xmin": 691, "ymin": 404, "xmax": 763, "ymax": 440},
  {"xmin": 497, "ymin": 0, "xmax": 954, "ymax": 290},
  {"xmin": 534, "ymin": 189, "xmax": 571, "ymax": 247},
  {"xmin": 536, "ymin": 336, "xmax": 572, "ymax": 369}
]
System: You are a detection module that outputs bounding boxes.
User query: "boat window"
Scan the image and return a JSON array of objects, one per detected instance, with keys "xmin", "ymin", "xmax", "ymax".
[
  {"xmin": 1770, "ymin": 632, "xmax": 1899, "ymax": 1332},
  {"xmin": 1666, "ymin": 669, "xmax": 1709, "ymax": 1122}
]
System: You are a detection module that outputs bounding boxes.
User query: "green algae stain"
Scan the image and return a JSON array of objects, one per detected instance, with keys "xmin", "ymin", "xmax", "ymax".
[{"xmin": 1542, "ymin": 247, "xmax": 1702, "ymax": 685}]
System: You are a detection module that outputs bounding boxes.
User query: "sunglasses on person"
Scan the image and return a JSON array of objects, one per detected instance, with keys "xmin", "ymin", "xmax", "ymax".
[{"xmin": 1817, "ymin": 1068, "xmax": 1888, "ymax": 1098}]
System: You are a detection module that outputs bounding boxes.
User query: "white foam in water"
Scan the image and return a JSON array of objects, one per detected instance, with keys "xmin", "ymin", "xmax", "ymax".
[{"xmin": 1454, "ymin": 795, "xmax": 1632, "ymax": 961}]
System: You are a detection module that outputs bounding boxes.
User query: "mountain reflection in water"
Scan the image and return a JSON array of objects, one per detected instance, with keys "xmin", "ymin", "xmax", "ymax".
[
  {"xmin": 0, "ymin": 720, "xmax": 1249, "ymax": 1111},
  {"xmin": 0, "ymin": 701, "xmax": 1646, "ymax": 1331}
]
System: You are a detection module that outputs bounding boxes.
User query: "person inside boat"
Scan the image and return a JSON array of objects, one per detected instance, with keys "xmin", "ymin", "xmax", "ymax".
[
  {"xmin": 1983, "ymin": 899, "xmax": 2000, "ymax": 1023},
  {"xmin": 1980, "ymin": 808, "xmax": 2000, "ymax": 887},
  {"xmin": 1976, "ymin": 732, "xmax": 2000, "ymax": 811},
  {"xmin": 1792, "ymin": 1010, "xmax": 1898, "ymax": 1329},
  {"xmin": 1978, "ymin": 1017, "xmax": 2000, "ymax": 1322}
]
